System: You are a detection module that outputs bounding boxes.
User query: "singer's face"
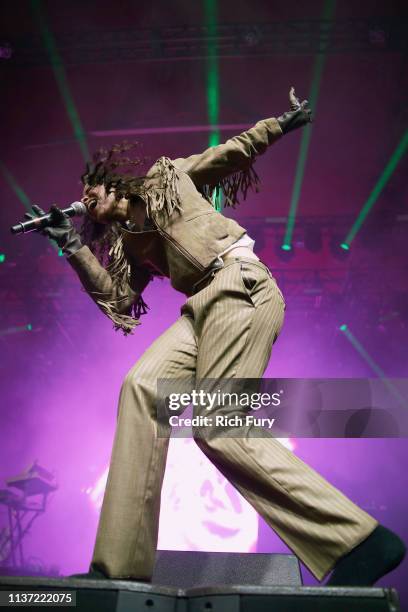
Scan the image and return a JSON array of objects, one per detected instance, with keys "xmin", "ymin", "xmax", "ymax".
[{"xmin": 81, "ymin": 183, "xmax": 128, "ymax": 224}]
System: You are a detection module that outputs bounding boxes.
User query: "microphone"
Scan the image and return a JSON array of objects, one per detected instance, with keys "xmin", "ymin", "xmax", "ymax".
[{"xmin": 10, "ymin": 201, "xmax": 87, "ymax": 235}]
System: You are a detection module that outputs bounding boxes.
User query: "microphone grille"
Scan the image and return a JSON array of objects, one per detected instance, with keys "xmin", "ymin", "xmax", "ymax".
[{"xmin": 71, "ymin": 201, "xmax": 87, "ymax": 216}]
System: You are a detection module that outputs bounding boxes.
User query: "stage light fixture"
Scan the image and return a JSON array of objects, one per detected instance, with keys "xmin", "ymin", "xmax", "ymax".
[
  {"xmin": 276, "ymin": 240, "xmax": 295, "ymax": 261},
  {"xmin": 329, "ymin": 234, "xmax": 350, "ymax": 260}
]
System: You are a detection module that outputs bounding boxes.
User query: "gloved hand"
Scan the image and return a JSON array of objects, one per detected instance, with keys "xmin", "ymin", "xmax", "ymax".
[
  {"xmin": 277, "ymin": 87, "xmax": 313, "ymax": 134},
  {"xmin": 25, "ymin": 204, "xmax": 83, "ymax": 256}
]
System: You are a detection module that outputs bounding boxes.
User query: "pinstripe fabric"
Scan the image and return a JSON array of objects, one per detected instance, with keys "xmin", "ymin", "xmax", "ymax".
[{"xmin": 91, "ymin": 257, "xmax": 378, "ymax": 582}]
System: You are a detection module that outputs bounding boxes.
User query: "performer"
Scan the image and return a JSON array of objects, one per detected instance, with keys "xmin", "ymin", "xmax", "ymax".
[{"xmin": 27, "ymin": 89, "xmax": 405, "ymax": 586}]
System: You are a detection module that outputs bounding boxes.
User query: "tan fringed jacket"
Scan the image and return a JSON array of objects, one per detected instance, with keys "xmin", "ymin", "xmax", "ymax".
[{"xmin": 67, "ymin": 117, "xmax": 283, "ymax": 334}]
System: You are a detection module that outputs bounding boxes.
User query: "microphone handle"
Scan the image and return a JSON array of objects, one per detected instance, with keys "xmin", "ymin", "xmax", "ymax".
[{"xmin": 11, "ymin": 204, "xmax": 83, "ymax": 235}]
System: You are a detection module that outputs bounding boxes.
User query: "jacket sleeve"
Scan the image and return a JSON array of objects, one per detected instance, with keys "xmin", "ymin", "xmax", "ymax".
[
  {"xmin": 171, "ymin": 117, "xmax": 283, "ymax": 206},
  {"xmin": 66, "ymin": 244, "xmax": 151, "ymax": 335}
]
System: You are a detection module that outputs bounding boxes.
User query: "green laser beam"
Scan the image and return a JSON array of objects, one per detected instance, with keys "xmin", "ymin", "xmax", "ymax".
[
  {"xmin": 283, "ymin": 123, "xmax": 313, "ymax": 246},
  {"xmin": 343, "ymin": 327, "xmax": 385, "ymax": 377},
  {"xmin": 341, "ymin": 326, "xmax": 407, "ymax": 409},
  {"xmin": 31, "ymin": 0, "xmax": 89, "ymax": 161},
  {"xmin": 0, "ymin": 161, "xmax": 59, "ymax": 252},
  {"xmin": 204, "ymin": 0, "xmax": 222, "ymax": 212},
  {"xmin": 283, "ymin": 0, "xmax": 336, "ymax": 248},
  {"xmin": 205, "ymin": 0, "xmax": 219, "ymax": 132},
  {"xmin": 0, "ymin": 162, "xmax": 33, "ymax": 211},
  {"xmin": 344, "ymin": 129, "xmax": 408, "ymax": 247}
]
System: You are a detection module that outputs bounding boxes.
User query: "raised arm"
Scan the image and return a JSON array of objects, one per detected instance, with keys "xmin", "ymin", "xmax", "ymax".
[
  {"xmin": 172, "ymin": 117, "xmax": 283, "ymax": 190},
  {"xmin": 172, "ymin": 87, "xmax": 312, "ymax": 206}
]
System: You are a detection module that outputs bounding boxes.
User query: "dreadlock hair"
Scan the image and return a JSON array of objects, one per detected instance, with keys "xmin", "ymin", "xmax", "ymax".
[{"xmin": 79, "ymin": 141, "xmax": 150, "ymax": 266}]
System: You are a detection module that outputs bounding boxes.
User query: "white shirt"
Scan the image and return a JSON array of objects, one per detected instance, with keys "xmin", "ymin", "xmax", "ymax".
[{"xmin": 216, "ymin": 233, "xmax": 255, "ymax": 264}]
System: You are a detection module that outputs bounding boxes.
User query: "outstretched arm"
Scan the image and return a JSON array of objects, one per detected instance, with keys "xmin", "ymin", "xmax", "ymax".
[
  {"xmin": 172, "ymin": 117, "xmax": 283, "ymax": 189},
  {"xmin": 172, "ymin": 87, "xmax": 312, "ymax": 206}
]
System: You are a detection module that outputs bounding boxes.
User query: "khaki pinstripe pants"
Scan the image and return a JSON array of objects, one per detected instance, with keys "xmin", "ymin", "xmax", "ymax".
[{"xmin": 91, "ymin": 257, "xmax": 378, "ymax": 582}]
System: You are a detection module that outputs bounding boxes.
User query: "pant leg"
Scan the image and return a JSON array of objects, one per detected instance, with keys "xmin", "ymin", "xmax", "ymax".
[
  {"xmin": 91, "ymin": 314, "xmax": 197, "ymax": 580},
  {"xmin": 184, "ymin": 257, "xmax": 378, "ymax": 582}
]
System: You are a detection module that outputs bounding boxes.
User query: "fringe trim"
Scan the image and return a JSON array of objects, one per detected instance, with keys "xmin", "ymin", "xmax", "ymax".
[
  {"xmin": 95, "ymin": 299, "xmax": 143, "ymax": 336},
  {"xmin": 84, "ymin": 158, "xmax": 259, "ymax": 333},
  {"xmin": 202, "ymin": 164, "xmax": 261, "ymax": 208},
  {"xmin": 90, "ymin": 234, "xmax": 150, "ymax": 336},
  {"xmin": 143, "ymin": 156, "xmax": 183, "ymax": 221}
]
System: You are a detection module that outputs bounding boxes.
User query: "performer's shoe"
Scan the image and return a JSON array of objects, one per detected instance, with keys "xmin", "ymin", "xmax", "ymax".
[
  {"xmin": 326, "ymin": 524, "xmax": 406, "ymax": 586},
  {"xmin": 69, "ymin": 563, "xmax": 150, "ymax": 582},
  {"xmin": 69, "ymin": 564, "xmax": 109, "ymax": 580}
]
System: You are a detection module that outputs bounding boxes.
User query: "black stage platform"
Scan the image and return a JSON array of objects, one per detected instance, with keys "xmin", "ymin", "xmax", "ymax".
[
  {"xmin": 0, "ymin": 575, "xmax": 401, "ymax": 611},
  {"xmin": 0, "ymin": 551, "xmax": 402, "ymax": 610}
]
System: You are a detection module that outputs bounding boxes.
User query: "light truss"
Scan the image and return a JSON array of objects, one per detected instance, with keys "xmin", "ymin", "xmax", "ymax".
[{"xmin": 7, "ymin": 18, "xmax": 408, "ymax": 67}]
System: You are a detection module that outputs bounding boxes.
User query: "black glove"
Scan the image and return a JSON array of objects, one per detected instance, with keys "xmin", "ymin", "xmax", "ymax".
[
  {"xmin": 277, "ymin": 87, "xmax": 313, "ymax": 134},
  {"xmin": 25, "ymin": 205, "xmax": 83, "ymax": 256}
]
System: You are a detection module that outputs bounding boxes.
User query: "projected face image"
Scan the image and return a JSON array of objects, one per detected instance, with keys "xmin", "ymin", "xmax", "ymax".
[
  {"xmin": 158, "ymin": 438, "xmax": 258, "ymax": 552},
  {"xmin": 87, "ymin": 437, "xmax": 294, "ymax": 553}
]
